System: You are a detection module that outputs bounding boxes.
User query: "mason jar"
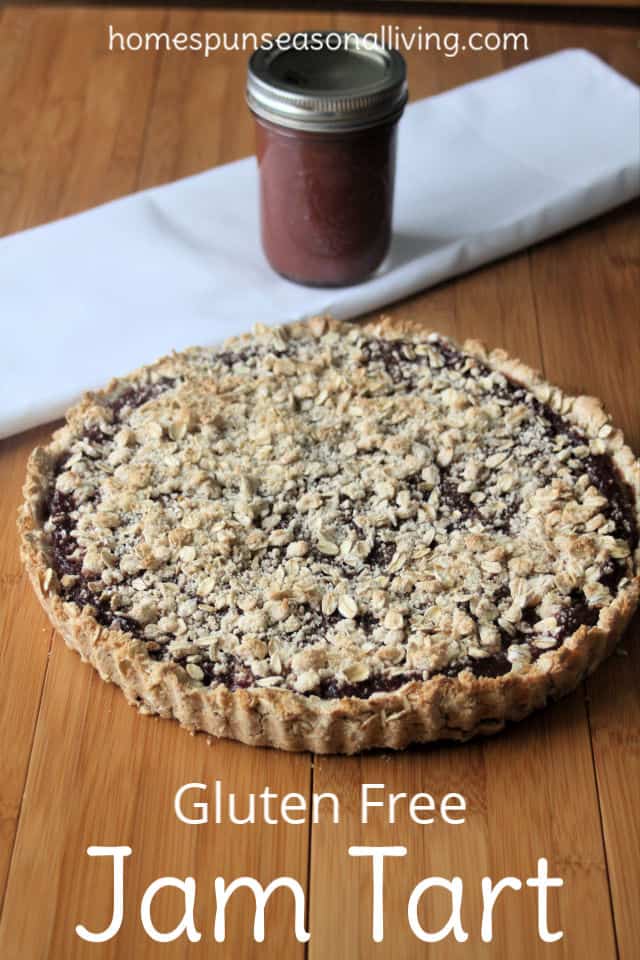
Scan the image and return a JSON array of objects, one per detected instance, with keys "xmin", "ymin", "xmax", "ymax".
[{"xmin": 247, "ymin": 33, "xmax": 408, "ymax": 287}]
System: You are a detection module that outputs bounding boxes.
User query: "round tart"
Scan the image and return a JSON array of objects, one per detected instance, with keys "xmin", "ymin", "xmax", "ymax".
[{"xmin": 20, "ymin": 318, "xmax": 639, "ymax": 753}]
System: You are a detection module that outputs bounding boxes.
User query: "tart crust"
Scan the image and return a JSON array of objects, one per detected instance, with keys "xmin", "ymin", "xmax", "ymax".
[{"xmin": 19, "ymin": 317, "xmax": 640, "ymax": 754}]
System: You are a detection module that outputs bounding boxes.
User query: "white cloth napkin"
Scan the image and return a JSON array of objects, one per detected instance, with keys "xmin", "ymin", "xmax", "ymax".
[{"xmin": 1, "ymin": 48, "xmax": 638, "ymax": 439}]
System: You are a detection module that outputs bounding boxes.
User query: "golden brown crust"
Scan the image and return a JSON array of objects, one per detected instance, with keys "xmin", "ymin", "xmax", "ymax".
[{"xmin": 19, "ymin": 317, "xmax": 639, "ymax": 754}]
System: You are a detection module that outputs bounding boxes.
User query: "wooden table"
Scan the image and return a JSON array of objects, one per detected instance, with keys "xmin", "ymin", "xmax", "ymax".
[{"xmin": 0, "ymin": 5, "xmax": 638, "ymax": 958}]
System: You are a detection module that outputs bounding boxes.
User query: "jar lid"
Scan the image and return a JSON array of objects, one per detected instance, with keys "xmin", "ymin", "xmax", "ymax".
[{"xmin": 247, "ymin": 32, "xmax": 408, "ymax": 133}]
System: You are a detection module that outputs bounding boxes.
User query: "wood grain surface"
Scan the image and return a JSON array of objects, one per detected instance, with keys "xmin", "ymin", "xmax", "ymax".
[{"xmin": 0, "ymin": 6, "xmax": 638, "ymax": 959}]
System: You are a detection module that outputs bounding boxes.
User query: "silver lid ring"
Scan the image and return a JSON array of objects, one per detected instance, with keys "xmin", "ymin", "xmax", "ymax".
[{"xmin": 247, "ymin": 32, "xmax": 408, "ymax": 133}]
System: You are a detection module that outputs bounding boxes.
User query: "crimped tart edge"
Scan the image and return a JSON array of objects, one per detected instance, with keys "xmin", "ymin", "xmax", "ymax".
[{"xmin": 18, "ymin": 317, "xmax": 640, "ymax": 754}]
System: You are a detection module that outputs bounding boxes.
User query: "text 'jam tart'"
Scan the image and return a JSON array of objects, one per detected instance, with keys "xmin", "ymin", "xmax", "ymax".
[{"xmin": 20, "ymin": 318, "xmax": 639, "ymax": 753}]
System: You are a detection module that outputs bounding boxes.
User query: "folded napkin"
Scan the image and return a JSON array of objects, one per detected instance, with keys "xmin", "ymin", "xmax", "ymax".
[{"xmin": 1, "ymin": 48, "xmax": 638, "ymax": 439}]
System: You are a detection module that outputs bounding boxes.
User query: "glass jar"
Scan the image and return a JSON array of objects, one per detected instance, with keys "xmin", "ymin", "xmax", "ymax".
[{"xmin": 247, "ymin": 34, "xmax": 407, "ymax": 287}]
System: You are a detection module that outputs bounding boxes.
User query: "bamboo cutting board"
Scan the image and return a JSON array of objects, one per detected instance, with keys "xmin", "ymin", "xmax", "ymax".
[{"xmin": 0, "ymin": 6, "xmax": 638, "ymax": 958}]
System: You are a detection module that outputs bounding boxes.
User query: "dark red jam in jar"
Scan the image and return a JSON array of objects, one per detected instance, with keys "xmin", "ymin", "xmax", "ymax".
[{"xmin": 247, "ymin": 34, "xmax": 408, "ymax": 287}]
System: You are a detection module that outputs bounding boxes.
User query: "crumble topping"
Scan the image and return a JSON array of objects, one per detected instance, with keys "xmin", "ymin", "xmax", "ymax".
[{"xmin": 42, "ymin": 319, "xmax": 636, "ymax": 698}]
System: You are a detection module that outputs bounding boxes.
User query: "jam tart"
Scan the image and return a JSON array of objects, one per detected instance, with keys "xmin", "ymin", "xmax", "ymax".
[{"xmin": 20, "ymin": 317, "xmax": 639, "ymax": 752}]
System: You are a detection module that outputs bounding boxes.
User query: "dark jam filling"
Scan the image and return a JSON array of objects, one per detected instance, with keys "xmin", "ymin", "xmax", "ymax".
[
  {"xmin": 555, "ymin": 589, "xmax": 600, "ymax": 635},
  {"xmin": 44, "ymin": 338, "xmax": 636, "ymax": 699},
  {"xmin": 167, "ymin": 652, "xmax": 256, "ymax": 692},
  {"xmin": 47, "ymin": 488, "xmax": 139, "ymax": 635},
  {"xmin": 318, "ymin": 671, "xmax": 423, "ymax": 699},
  {"xmin": 110, "ymin": 376, "xmax": 178, "ymax": 421},
  {"xmin": 438, "ymin": 469, "xmax": 480, "ymax": 526},
  {"xmin": 76, "ymin": 377, "xmax": 179, "ymax": 449}
]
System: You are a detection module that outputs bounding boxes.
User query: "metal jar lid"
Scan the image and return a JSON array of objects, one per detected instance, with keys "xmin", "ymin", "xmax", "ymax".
[{"xmin": 247, "ymin": 32, "xmax": 408, "ymax": 133}]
